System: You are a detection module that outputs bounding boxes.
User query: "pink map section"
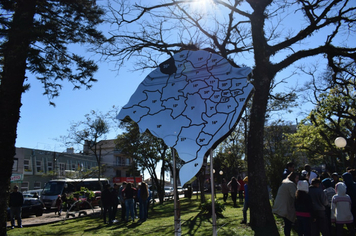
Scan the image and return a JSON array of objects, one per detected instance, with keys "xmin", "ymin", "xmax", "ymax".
[{"xmin": 117, "ymin": 50, "xmax": 254, "ymax": 185}]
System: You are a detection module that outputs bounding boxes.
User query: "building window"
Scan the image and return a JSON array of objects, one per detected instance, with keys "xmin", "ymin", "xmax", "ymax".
[
  {"xmin": 59, "ymin": 163, "xmax": 65, "ymax": 176},
  {"xmin": 47, "ymin": 161, "xmax": 53, "ymax": 172},
  {"xmin": 72, "ymin": 163, "xmax": 76, "ymax": 171},
  {"xmin": 24, "ymin": 159, "xmax": 32, "ymax": 172},
  {"xmin": 116, "ymin": 170, "xmax": 121, "ymax": 177},
  {"xmin": 116, "ymin": 156, "xmax": 122, "ymax": 166},
  {"xmin": 36, "ymin": 160, "xmax": 43, "ymax": 173},
  {"xmin": 126, "ymin": 158, "xmax": 130, "ymax": 166},
  {"xmin": 34, "ymin": 182, "xmax": 41, "ymax": 189},
  {"xmin": 12, "ymin": 158, "xmax": 18, "ymax": 171},
  {"xmin": 21, "ymin": 182, "xmax": 29, "ymax": 192}
]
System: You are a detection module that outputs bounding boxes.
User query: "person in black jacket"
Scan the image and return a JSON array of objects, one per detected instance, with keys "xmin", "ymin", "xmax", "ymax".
[
  {"xmin": 309, "ymin": 178, "xmax": 329, "ymax": 236},
  {"xmin": 111, "ymin": 184, "xmax": 120, "ymax": 222},
  {"xmin": 295, "ymin": 180, "xmax": 313, "ymax": 236},
  {"xmin": 9, "ymin": 185, "xmax": 24, "ymax": 229},
  {"xmin": 101, "ymin": 184, "xmax": 113, "ymax": 224},
  {"xmin": 227, "ymin": 177, "xmax": 240, "ymax": 207}
]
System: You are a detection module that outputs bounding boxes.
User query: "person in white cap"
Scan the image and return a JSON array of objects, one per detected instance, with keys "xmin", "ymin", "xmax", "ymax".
[{"xmin": 295, "ymin": 180, "xmax": 313, "ymax": 236}]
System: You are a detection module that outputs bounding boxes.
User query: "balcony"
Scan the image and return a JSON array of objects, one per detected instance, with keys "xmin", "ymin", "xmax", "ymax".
[{"xmin": 113, "ymin": 161, "xmax": 131, "ymax": 167}]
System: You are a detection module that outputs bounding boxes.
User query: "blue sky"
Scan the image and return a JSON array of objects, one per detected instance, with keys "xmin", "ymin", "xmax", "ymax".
[
  {"xmin": 15, "ymin": 52, "xmax": 305, "ymax": 153},
  {"xmin": 15, "ymin": 1, "xmax": 322, "ymax": 153},
  {"xmin": 15, "ymin": 56, "xmax": 145, "ymax": 152}
]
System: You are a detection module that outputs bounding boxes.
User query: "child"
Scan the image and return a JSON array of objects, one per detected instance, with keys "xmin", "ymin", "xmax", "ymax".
[
  {"xmin": 240, "ymin": 176, "xmax": 249, "ymax": 224},
  {"xmin": 331, "ymin": 182, "xmax": 355, "ymax": 236},
  {"xmin": 55, "ymin": 195, "xmax": 62, "ymax": 216},
  {"xmin": 295, "ymin": 180, "xmax": 313, "ymax": 236}
]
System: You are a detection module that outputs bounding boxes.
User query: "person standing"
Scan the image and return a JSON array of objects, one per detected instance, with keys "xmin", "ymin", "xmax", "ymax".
[
  {"xmin": 331, "ymin": 182, "xmax": 355, "ymax": 236},
  {"xmin": 282, "ymin": 162, "xmax": 295, "ymax": 180},
  {"xmin": 322, "ymin": 178, "xmax": 336, "ymax": 233},
  {"xmin": 342, "ymin": 172, "xmax": 356, "ymax": 226},
  {"xmin": 9, "ymin": 185, "xmax": 24, "ymax": 229},
  {"xmin": 331, "ymin": 172, "xmax": 339, "ymax": 188},
  {"xmin": 138, "ymin": 182, "xmax": 149, "ymax": 222},
  {"xmin": 101, "ymin": 184, "xmax": 113, "ymax": 224},
  {"xmin": 272, "ymin": 172, "xmax": 299, "ymax": 236},
  {"xmin": 227, "ymin": 177, "xmax": 240, "ymax": 207},
  {"xmin": 147, "ymin": 185, "xmax": 152, "ymax": 218},
  {"xmin": 111, "ymin": 183, "xmax": 120, "ymax": 223},
  {"xmin": 308, "ymin": 178, "xmax": 329, "ymax": 236},
  {"xmin": 295, "ymin": 180, "xmax": 313, "ymax": 236},
  {"xmin": 119, "ymin": 182, "xmax": 127, "ymax": 221},
  {"xmin": 240, "ymin": 176, "xmax": 249, "ymax": 224},
  {"xmin": 237, "ymin": 176, "xmax": 245, "ymax": 203},
  {"xmin": 304, "ymin": 164, "xmax": 318, "ymax": 184},
  {"xmin": 221, "ymin": 178, "xmax": 229, "ymax": 203},
  {"xmin": 55, "ymin": 195, "xmax": 62, "ymax": 216},
  {"xmin": 123, "ymin": 182, "xmax": 137, "ymax": 222}
]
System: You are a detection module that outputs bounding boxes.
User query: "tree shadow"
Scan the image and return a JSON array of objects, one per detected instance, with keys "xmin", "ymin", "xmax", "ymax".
[{"xmin": 181, "ymin": 212, "xmax": 204, "ymax": 236}]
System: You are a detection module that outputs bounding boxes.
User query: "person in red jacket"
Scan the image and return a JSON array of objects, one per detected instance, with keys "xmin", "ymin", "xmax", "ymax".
[{"xmin": 55, "ymin": 195, "xmax": 62, "ymax": 216}]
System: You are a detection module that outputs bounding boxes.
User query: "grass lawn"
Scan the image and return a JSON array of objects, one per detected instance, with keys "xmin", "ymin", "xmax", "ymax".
[{"xmin": 7, "ymin": 193, "xmax": 289, "ymax": 236}]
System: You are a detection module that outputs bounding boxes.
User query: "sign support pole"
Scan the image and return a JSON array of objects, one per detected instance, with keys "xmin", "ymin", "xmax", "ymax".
[
  {"xmin": 210, "ymin": 149, "xmax": 217, "ymax": 236},
  {"xmin": 173, "ymin": 148, "xmax": 181, "ymax": 236}
]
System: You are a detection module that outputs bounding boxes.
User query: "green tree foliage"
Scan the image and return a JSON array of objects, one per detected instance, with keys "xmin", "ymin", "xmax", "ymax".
[
  {"xmin": 264, "ymin": 121, "xmax": 302, "ymax": 200},
  {"xmin": 101, "ymin": 1, "xmax": 356, "ymax": 233},
  {"xmin": 288, "ymin": 63, "xmax": 356, "ymax": 172},
  {"xmin": 199, "ymin": 200, "xmax": 226, "ymax": 218},
  {"xmin": 214, "ymin": 124, "xmax": 247, "ymax": 181},
  {"xmin": 62, "ymin": 110, "xmax": 112, "ymax": 189},
  {"xmin": 116, "ymin": 118, "xmax": 172, "ymax": 203},
  {"xmin": 0, "ymin": 1, "xmax": 106, "ymax": 233}
]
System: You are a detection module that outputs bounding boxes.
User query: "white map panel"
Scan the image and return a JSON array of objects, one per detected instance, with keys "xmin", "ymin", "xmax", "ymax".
[{"xmin": 117, "ymin": 50, "xmax": 253, "ymax": 185}]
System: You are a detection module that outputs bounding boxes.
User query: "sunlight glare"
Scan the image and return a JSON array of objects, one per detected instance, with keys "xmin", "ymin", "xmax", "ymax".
[{"xmin": 189, "ymin": 0, "xmax": 217, "ymax": 15}]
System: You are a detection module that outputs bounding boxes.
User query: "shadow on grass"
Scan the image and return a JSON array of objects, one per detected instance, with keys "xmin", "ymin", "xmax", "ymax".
[{"xmin": 181, "ymin": 212, "xmax": 204, "ymax": 236}]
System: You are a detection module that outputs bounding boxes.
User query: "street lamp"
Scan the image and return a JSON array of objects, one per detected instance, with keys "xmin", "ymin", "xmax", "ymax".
[
  {"xmin": 335, "ymin": 137, "xmax": 347, "ymax": 148},
  {"xmin": 219, "ymin": 170, "xmax": 223, "ymax": 175}
]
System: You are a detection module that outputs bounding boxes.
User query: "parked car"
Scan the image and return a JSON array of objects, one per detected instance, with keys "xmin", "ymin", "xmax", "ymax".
[
  {"xmin": 148, "ymin": 185, "xmax": 158, "ymax": 199},
  {"xmin": 23, "ymin": 189, "xmax": 42, "ymax": 198},
  {"xmin": 177, "ymin": 186, "xmax": 187, "ymax": 195},
  {"xmin": 22, "ymin": 193, "xmax": 34, "ymax": 198},
  {"xmin": 7, "ymin": 198, "xmax": 44, "ymax": 219},
  {"xmin": 164, "ymin": 187, "xmax": 174, "ymax": 199}
]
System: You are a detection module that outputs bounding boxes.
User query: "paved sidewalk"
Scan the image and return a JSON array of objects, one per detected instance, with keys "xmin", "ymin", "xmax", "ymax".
[
  {"xmin": 8, "ymin": 195, "xmax": 181, "ymax": 228},
  {"xmin": 7, "ymin": 207, "xmax": 102, "ymax": 227}
]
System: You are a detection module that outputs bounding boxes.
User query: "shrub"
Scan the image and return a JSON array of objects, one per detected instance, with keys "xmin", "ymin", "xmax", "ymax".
[{"xmin": 199, "ymin": 199, "xmax": 225, "ymax": 217}]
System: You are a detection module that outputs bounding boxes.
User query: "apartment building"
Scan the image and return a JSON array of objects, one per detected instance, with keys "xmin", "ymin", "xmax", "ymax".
[{"xmin": 11, "ymin": 147, "xmax": 97, "ymax": 191}]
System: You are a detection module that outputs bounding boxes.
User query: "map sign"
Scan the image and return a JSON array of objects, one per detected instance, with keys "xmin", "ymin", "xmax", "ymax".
[{"xmin": 117, "ymin": 50, "xmax": 254, "ymax": 185}]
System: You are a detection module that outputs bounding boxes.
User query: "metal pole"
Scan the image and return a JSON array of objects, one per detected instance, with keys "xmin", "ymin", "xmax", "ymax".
[
  {"xmin": 210, "ymin": 149, "xmax": 217, "ymax": 236},
  {"xmin": 172, "ymin": 148, "xmax": 181, "ymax": 236}
]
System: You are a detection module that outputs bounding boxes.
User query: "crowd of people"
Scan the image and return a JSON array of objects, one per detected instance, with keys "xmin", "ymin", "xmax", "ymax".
[
  {"xmin": 221, "ymin": 176, "xmax": 249, "ymax": 224},
  {"xmin": 273, "ymin": 162, "xmax": 356, "ymax": 236},
  {"xmin": 101, "ymin": 181, "xmax": 152, "ymax": 224}
]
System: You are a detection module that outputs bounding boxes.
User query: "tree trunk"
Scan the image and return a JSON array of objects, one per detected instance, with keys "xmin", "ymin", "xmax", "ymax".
[
  {"xmin": 245, "ymin": 1, "xmax": 280, "ymax": 234},
  {"xmin": 247, "ymin": 71, "xmax": 279, "ymax": 235},
  {"xmin": 0, "ymin": 1, "xmax": 36, "ymax": 234},
  {"xmin": 198, "ymin": 170, "xmax": 206, "ymax": 203}
]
